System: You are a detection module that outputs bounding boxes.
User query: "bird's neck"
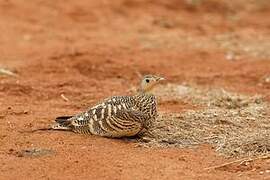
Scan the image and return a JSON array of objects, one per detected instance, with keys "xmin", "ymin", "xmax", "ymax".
[
  {"xmin": 137, "ymin": 88, "xmax": 155, "ymax": 95},
  {"xmin": 133, "ymin": 91, "xmax": 156, "ymax": 102}
]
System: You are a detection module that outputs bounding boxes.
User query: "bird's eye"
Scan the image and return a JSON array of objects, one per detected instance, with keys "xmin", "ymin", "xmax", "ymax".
[{"xmin": 145, "ymin": 79, "xmax": 150, "ymax": 83}]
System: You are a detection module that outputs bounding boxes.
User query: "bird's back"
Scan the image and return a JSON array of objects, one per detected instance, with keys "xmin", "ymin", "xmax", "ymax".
[
  {"xmin": 53, "ymin": 92, "xmax": 157, "ymax": 137},
  {"xmin": 53, "ymin": 95, "xmax": 140, "ymax": 137}
]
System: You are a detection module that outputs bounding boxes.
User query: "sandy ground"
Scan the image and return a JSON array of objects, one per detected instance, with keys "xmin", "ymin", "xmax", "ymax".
[{"xmin": 0, "ymin": 0, "xmax": 270, "ymax": 179}]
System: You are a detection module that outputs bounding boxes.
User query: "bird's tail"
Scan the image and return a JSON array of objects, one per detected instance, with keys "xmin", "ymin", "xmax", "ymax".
[{"xmin": 51, "ymin": 116, "xmax": 73, "ymax": 130}]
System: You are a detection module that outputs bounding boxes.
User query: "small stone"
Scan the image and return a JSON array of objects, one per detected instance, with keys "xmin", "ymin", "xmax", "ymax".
[
  {"xmin": 8, "ymin": 148, "xmax": 15, "ymax": 153},
  {"xmin": 226, "ymin": 52, "xmax": 235, "ymax": 61},
  {"xmin": 265, "ymin": 76, "xmax": 270, "ymax": 83},
  {"xmin": 16, "ymin": 148, "xmax": 55, "ymax": 158}
]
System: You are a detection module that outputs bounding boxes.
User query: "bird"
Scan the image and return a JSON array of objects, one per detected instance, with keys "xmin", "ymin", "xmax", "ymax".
[{"xmin": 51, "ymin": 75, "xmax": 165, "ymax": 138}]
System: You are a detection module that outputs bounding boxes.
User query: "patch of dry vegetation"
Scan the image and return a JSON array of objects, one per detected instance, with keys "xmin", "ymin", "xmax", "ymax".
[{"xmin": 139, "ymin": 84, "xmax": 270, "ymax": 157}]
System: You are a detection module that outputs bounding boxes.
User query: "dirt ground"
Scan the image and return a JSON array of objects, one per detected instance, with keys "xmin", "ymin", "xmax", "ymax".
[{"xmin": 0, "ymin": 0, "xmax": 270, "ymax": 179}]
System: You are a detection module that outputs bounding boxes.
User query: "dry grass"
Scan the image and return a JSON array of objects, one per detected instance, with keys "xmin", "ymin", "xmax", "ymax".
[{"xmin": 139, "ymin": 84, "xmax": 270, "ymax": 157}]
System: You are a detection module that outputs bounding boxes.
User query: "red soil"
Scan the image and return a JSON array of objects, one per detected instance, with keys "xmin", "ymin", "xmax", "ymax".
[{"xmin": 0, "ymin": 0, "xmax": 270, "ymax": 179}]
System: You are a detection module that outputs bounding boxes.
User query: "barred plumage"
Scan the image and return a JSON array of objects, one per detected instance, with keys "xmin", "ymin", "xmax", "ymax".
[{"xmin": 52, "ymin": 75, "xmax": 164, "ymax": 138}]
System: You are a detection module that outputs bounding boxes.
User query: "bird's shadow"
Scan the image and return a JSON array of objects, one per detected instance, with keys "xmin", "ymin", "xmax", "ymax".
[{"xmin": 121, "ymin": 135, "xmax": 142, "ymax": 143}]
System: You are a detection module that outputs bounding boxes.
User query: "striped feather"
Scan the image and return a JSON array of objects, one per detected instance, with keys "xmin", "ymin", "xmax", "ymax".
[{"xmin": 53, "ymin": 91, "xmax": 157, "ymax": 137}]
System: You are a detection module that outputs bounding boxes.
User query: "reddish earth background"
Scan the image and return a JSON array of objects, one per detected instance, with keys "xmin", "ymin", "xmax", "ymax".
[{"xmin": 0, "ymin": 0, "xmax": 270, "ymax": 179}]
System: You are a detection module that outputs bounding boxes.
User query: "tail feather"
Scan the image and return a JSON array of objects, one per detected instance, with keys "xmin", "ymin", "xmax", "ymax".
[
  {"xmin": 55, "ymin": 116, "xmax": 73, "ymax": 123},
  {"xmin": 55, "ymin": 116, "xmax": 73, "ymax": 121},
  {"xmin": 52, "ymin": 116, "xmax": 73, "ymax": 130}
]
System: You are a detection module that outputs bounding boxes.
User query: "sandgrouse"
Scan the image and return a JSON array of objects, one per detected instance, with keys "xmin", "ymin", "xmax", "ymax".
[{"xmin": 52, "ymin": 75, "xmax": 164, "ymax": 137}]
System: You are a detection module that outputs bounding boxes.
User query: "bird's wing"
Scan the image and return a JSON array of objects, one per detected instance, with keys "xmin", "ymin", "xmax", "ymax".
[
  {"xmin": 55, "ymin": 96, "xmax": 133, "ymax": 125},
  {"xmin": 94, "ymin": 108, "xmax": 148, "ymax": 137},
  {"xmin": 66, "ymin": 96, "xmax": 148, "ymax": 137}
]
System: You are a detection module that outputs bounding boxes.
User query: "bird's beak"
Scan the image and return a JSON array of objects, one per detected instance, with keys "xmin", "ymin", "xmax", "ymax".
[{"xmin": 156, "ymin": 76, "xmax": 165, "ymax": 81}]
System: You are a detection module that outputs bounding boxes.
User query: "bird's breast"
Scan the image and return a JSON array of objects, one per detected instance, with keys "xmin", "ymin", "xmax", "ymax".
[{"xmin": 136, "ymin": 95, "xmax": 157, "ymax": 118}]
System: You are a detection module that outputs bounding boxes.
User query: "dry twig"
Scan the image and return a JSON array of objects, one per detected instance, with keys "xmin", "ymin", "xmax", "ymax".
[
  {"xmin": 61, "ymin": 94, "xmax": 69, "ymax": 102},
  {"xmin": 204, "ymin": 155, "xmax": 270, "ymax": 170}
]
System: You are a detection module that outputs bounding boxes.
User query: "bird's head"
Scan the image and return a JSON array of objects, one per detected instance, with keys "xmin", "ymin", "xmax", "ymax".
[{"xmin": 140, "ymin": 75, "xmax": 165, "ymax": 93}]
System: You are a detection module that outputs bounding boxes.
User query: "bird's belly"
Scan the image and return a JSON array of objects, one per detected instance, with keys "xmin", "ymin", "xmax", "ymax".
[
  {"xmin": 111, "ymin": 130, "xmax": 141, "ymax": 138},
  {"xmin": 100, "ymin": 123, "xmax": 142, "ymax": 138}
]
